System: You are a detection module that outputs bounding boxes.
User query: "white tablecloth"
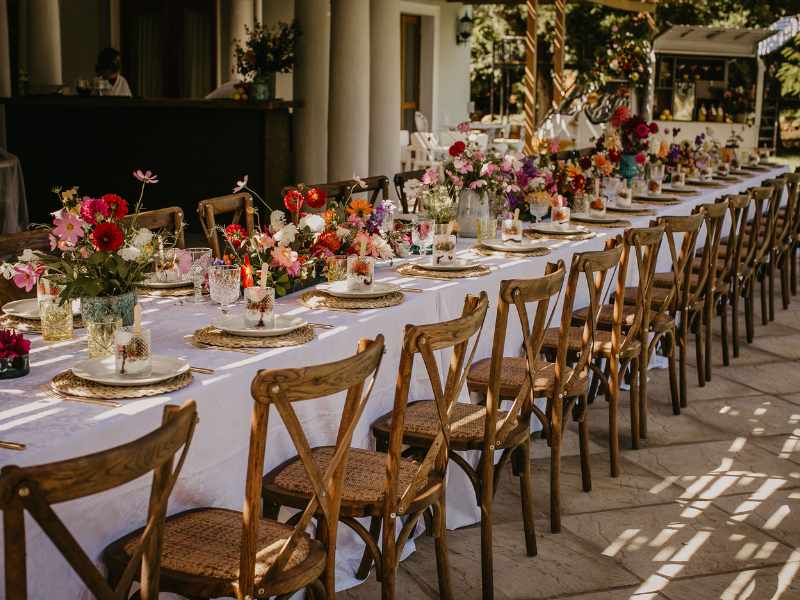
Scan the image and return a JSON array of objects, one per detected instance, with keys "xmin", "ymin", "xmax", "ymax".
[{"xmin": 0, "ymin": 167, "xmax": 785, "ymax": 599}]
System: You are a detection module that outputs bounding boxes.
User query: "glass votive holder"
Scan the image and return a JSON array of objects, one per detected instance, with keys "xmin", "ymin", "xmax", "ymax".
[
  {"xmin": 617, "ymin": 184, "xmax": 633, "ymax": 207},
  {"xmin": 432, "ymin": 234, "xmax": 457, "ymax": 265},
  {"xmin": 673, "ymin": 171, "xmax": 686, "ymax": 186},
  {"xmin": 412, "ymin": 218, "xmax": 434, "ymax": 253},
  {"xmin": 38, "ymin": 277, "xmax": 73, "ymax": 343},
  {"xmin": 552, "ymin": 205, "xmax": 570, "ymax": 224},
  {"xmin": 501, "ymin": 218, "xmax": 523, "ymax": 242},
  {"xmin": 346, "ymin": 255, "xmax": 375, "ymax": 290},
  {"xmin": 325, "ymin": 255, "xmax": 348, "ymax": 282},
  {"xmin": 115, "ymin": 327, "xmax": 152, "ymax": 376},
  {"xmin": 244, "ymin": 286, "xmax": 275, "ymax": 328},
  {"xmin": 572, "ymin": 192, "xmax": 589, "ymax": 214},
  {"xmin": 87, "ymin": 317, "xmax": 122, "ymax": 358},
  {"xmin": 589, "ymin": 194, "xmax": 607, "ymax": 217},
  {"xmin": 632, "ymin": 176, "xmax": 646, "ymax": 196},
  {"xmin": 476, "ymin": 214, "xmax": 496, "ymax": 242}
]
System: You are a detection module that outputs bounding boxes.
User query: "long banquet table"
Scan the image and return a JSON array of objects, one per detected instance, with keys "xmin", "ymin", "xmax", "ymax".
[{"xmin": 0, "ymin": 166, "xmax": 787, "ymax": 599}]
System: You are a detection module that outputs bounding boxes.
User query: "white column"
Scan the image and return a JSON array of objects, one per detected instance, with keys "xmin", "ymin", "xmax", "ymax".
[
  {"xmin": 293, "ymin": 0, "xmax": 330, "ymax": 184},
  {"xmin": 27, "ymin": 0, "xmax": 61, "ymax": 86},
  {"xmin": 369, "ymin": 0, "xmax": 400, "ymax": 181},
  {"xmin": 230, "ymin": 0, "xmax": 254, "ymax": 75},
  {"xmin": 0, "ymin": 0, "xmax": 11, "ymax": 96},
  {"xmin": 328, "ymin": 0, "xmax": 369, "ymax": 181}
]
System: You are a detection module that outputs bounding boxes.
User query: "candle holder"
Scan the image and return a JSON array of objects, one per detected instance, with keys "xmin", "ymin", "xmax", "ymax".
[
  {"xmin": 552, "ymin": 205, "xmax": 570, "ymax": 224},
  {"xmin": 115, "ymin": 327, "xmax": 152, "ymax": 376},
  {"xmin": 346, "ymin": 255, "xmax": 375, "ymax": 290},
  {"xmin": 244, "ymin": 287, "xmax": 275, "ymax": 328},
  {"xmin": 432, "ymin": 234, "xmax": 457, "ymax": 265},
  {"xmin": 501, "ymin": 218, "xmax": 522, "ymax": 242},
  {"xmin": 325, "ymin": 255, "xmax": 348, "ymax": 282}
]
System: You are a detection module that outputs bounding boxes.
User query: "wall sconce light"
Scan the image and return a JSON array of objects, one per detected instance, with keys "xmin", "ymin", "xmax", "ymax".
[{"xmin": 456, "ymin": 12, "xmax": 474, "ymax": 45}]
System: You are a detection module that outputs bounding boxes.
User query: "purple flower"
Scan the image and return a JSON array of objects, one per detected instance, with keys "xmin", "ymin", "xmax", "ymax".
[{"xmin": 133, "ymin": 169, "xmax": 159, "ymax": 184}]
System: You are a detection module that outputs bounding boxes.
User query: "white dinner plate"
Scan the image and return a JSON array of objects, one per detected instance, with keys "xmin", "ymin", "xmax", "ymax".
[
  {"xmin": 2, "ymin": 298, "xmax": 81, "ymax": 319},
  {"xmin": 635, "ymin": 193, "xmax": 682, "ymax": 202},
  {"xmin": 139, "ymin": 274, "xmax": 192, "ymax": 289},
  {"xmin": 317, "ymin": 281, "xmax": 401, "ymax": 299},
  {"xmin": 418, "ymin": 258, "xmax": 480, "ymax": 271},
  {"xmin": 687, "ymin": 179, "xmax": 723, "ymax": 186},
  {"xmin": 481, "ymin": 239, "xmax": 548, "ymax": 252},
  {"xmin": 526, "ymin": 223, "xmax": 585, "ymax": 236},
  {"xmin": 570, "ymin": 213, "xmax": 619, "ymax": 224},
  {"xmin": 212, "ymin": 314, "xmax": 307, "ymax": 337},
  {"xmin": 71, "ymin": 355, "xmax": 190, "ymax": 387},
  {"xmin": 607, "ymin": 204, "xmax": 646, "ymax": 213}
]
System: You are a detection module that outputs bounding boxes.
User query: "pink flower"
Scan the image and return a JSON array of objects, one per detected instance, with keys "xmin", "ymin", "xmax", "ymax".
[
  {"xmin": 549, "ymin": 138, "xmax": 560, "ymax": 153},
  {"xmin": 448, "ymin": 173, "xmax": 464, "ymax": 188},
  {"xmin": 133, "ymin": 169, "xmax": 159, "ymax": 184},
  {"xmin": 233, "ymin": 175, "xmax": 249, "ymax": 193},
  {"xmin": 455, "ymin": 158, "xmax": 473, "ymax": 175},
  {"xmin": 254, "ymin": 232, "xmax": 275, "ymax": 251},
  {"xmin": 480, "ymin": 162, "xmax": 498, "ymax": 178},
  {"xmin": 174, "ymin": 249, "xmax": 192, "ymax": 275},
  {"xmin": 12, "ymin": 264, "xmax": 39, "ymax": 292},
  {"xmin": 52, "ymin": 211, "xmax": 86, "ymax": 246},
  {"xmin": 456, "ymin": 121, "xmax": 471, "ymax": 134},
  {"xmin": 79, "ymin": 197, "xmax": 111, "ymax": 225},
  {"xmin": 421, "ymin": 168, "xmax": 439, "ymax": 185},
  {"xmin": 271, "ymin": 245, "xmax": 300, "ymax": 276},
  {"xmin": 468, "ymin": 179, "xmax": 487, "ymax": 190}
]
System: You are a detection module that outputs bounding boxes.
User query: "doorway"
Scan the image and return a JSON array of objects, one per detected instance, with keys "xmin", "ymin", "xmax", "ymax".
[{"xmin": 401, "ymin": 14, "xmax": 421, "ymax": 132}]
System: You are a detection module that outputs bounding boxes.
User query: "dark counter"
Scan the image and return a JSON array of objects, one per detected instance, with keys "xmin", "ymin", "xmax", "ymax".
[{"xmin": 1, "ymin": 96, "xmax": 296, "ymax": 230}]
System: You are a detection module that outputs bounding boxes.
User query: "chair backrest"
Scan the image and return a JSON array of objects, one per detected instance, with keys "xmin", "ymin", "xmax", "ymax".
[
  {"xmin": 720, "ymin": 194, "xmax": 751, "ymax": 282},
  {"xmin": 485, "ymin": 262, "xmax": 566, "ymax": 448},
  {"xmin": 692, "ymin": 200, "xmax": 729, "ymax": 302},
  {"xmin": 650, "ymin": 213, "xmax": 704, "ymax": 314},
  {"xmin": 245, "ymin": 337, "xmax": 385, "ymax": 597},
  {"xmin": 122, "ymin": 207, "xmax": 186, "ymax": 249},
  {"xmin": 393, "ymin": 169, "xmax": 426, "ymax": 213},
  {"xmin": 780, "ymin": 173, "xmax": 800, "ymax": 250},
  {"xmin": 283, "ymin": 176, "xmax": 390, "ymax": 208},
  {"xmin": 619, "ymin": 226, "xmax": 664, "ymax": 350},
  {"xmin": 0, "ymin": 229, "xmax": 51, "ymax": 260},
  {"xmin": 197, "ymin": 193, "xmax": 255, "ymax": 258},
  {"xmin": 386, "ymin": 293, "xmax": 489, "ymax": 520},
  {"xmin": 0, "ymin": 401, "xmax": 198, "ymax": 600},
  {"xmin": 749, "ymin": 185, "xmax": 776, "ymax": 264}
]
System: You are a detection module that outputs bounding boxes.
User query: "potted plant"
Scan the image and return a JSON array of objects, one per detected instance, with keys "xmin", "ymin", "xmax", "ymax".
[{"xmin": 234, "ymin": 20, "xmax": 300, "ymax": 101}]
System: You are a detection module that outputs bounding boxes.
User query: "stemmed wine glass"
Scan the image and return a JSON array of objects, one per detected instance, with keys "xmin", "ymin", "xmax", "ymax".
[
  {"xmin": 188, "ymin": 247, "xmax": 212, "ymax": 304},
  {"xmin": 208, "ymin": 264, "xmax": 240, "ymax": 313},
  {"xmin": 529, "ymin": 195, "xmax": 550, "ymax": 223}
]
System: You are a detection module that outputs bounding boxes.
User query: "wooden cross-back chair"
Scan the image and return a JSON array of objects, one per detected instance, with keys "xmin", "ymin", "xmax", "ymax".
[
  {"xmin": 107, "ymin": 338, "xmax": 385, "ymax": 600},
  {"xmin": 787, "ymin": 172, "xmax": 800, "ymax": 297},
  {"xmin": 265, "ymin": 296, "xmax": 488, "ymax": 600},
  {"xmin": 376, "ymin": 266, "xmax": 564, "ymax": 600},
  {"xmin": 775, "ymin": 173, "xmax": 799, "ymax": 311},
  {"xmin": 197, "ymin": 192, "xmax": 255, "ymax": 258},
  {"xmin": 393, "ymin": 169, "xmax": 426, "ymax": 213},
  {"xmin": 122, "ymin": 207, "xmax": 186, "ymax": 249},
  {"xmin": 283, "ymin": 176, "xmax": 390, "ymax": 207},
  {"xmin": 1, "ymin": 401, "xmax": 197, "ymax": 600},
  {"xmin": 756, "ymin": 180, "xmax": 784, "ymax": 324},
  {"xmin": 570, "ymin": 227, "xmax": 665, "ymax": 450}
]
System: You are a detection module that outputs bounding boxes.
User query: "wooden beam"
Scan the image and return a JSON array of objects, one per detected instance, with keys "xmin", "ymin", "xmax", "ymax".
[
  {"xmin": 524, "ymin": 0, "xmax": 538, "ymax": 154},
  {"xmin": 552, "ymin": 0, "xmax": 566, "ymax": 108}
]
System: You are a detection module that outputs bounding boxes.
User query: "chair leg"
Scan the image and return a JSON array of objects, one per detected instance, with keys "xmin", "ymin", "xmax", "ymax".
[
  {"xmin": 679, "ymin": 313, "xmax": 689, "ymax": 408},
  {"xmin": 549, "ymin": 421, "xmax": 562, "ymax": 533},
  {"xmin": 781, "ymin": 254, "xmax": 791, "ymax": 309},
  {"xmin": 380, "ymin": 515, "xmax": 397, "ymax": 600},
  {"xmin": 608, "ymin": 354, "xmax": 620, "ymax": 477},
  {"xmin": 578, "ymin": 410, "xmax": 592, "ymax": 492},
  {"xmin": 791, "ymin": 243, "xmax": 798, "ymax": 296},
  {"xmin": 694, "ymin": 311, "xmax": 705, "ymax": 388},
  {"xmin": 355, "ymin": 517, "xmax": 382, "ymax": 580},
  {"xmin": 479, "ymin": 447, "xmax": 495, "ymax": 600},
  {"xmin": 322, "ymin": 516, "xmax": 338, "ymax": 600},
  {"xmin": 704, "ymin": 296, "xmax": 713, "ymax": 382},
  {"xmin": 629, "ymin": 357, "xmax": 640, "ymax": 450},
  {"xmin": 760, "ymin": 269, "xmax": 769, "ymax": 326},
  {"xmin": 518, "ymin": 439, "xmax": 538, "ymax": 556},
  {"xmin": 731, "ymin": 284, "xmax": 741, "ymax": 358},
  {"xmin": 768, "ymin": 255, "xmax": 776, "ymax": 321},
  {"xmin": 745, "ymin": 278, "xmax": 755, "ymax": 343},
  {"xmin": 665, "ymin": 331, "xmax": 680, "ymax": 415},
  {"xmin": 720, "ymin": 294, "xmax": 730, "ymax": 367},
  {"xmin": 639, "ymin": 334, "xmax": 649, "ymax": 440},
  {"xmin": 434, "ymin": 492, "xmax": 454, "ymax": 600}
]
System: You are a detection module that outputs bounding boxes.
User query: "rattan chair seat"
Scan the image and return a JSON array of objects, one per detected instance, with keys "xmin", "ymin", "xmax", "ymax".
[
  {"xmin": 652, "ymin": 270, "xmax": 708, "ymax": 289},
  {"xmin": 621, "ymin": 285, "xmax": 671, "ymax": 309},
  {"xmin": 266, "ymin": 447, "xmax": 426, "ymax": 508},
  {"xmin": 110, "ymin": 507, "xmax": 324, "ymax": 597},
  {"xmin": 572, "ymin": 304, "xmax": 636, "ymax": 328},
  {"xmin": 466, "ymin": 357, "xmax": 588, "ymax": 399},
  {"xmin": 541, "ymin": 326, "xmax": 641, "ymax": 359}
]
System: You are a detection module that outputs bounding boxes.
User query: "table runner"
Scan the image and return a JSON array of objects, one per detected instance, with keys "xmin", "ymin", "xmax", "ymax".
[{"xmin": 0, "ymin": 167, "xmax": 785, "ymax": 599}]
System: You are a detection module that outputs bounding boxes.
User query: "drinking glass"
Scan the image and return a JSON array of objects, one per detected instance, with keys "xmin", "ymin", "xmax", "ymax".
[
  {"xmin": 552, "ymin": 205, "xmax": 570, "ymax": 224},
  {"xmin": 346, "ymin": 255, "xmax": 375, "ymax": 291},
  {"xmin": 38, "ymin": 278, "xmax": 73, "ymax": 342},
  {"xmin": 115, "ymin": 326, "xmax": 152, "ymax": 375},
  {"xmin": 432, "ymin": 234, "xmax": 457, "ymax": 265},
  {"xmin": 648, "ymin": 164, "xmax": 665, "ymax": 195},
  {"xmin": 412, "ymin": 218, "xmax": 434, "ymax": 254},
  {"xmin": 589, "ymin": 194, "xmax": 607, "ymax": 217},
  {"xmin": 476, "ymin": 214, "xmax": 496, "ymax": 242},
  {"xmin": 244, "ymin": 286, "xmax": 275, "ymax": 328},
  {"xmin": 632, "ymin": 176, "xmax": 646, "ymax": 196},
  {"xmin": 501, "ymin": 218, "xmax": 522, "ymax": 242},
  {"xmin": 208, "ymin": 264, "xmax": 241, "ymax": 312},
  {"xmin": 188, "ymin": 248, "xmax": 213, "ymax": 303},
  {"xmin": 87, "ymin": 317, "xmax": 122, "ymax": 358},
  {"xmin": 529, "ymin": 195, "xmax": 550, "ymax": 223},
  {"xmin": 325, "ymin": 255, "xmax": 348, "ymax": 282},
  {"xmin": 572, "ymin": 192, "xmax": 589, "ymax": 214}
]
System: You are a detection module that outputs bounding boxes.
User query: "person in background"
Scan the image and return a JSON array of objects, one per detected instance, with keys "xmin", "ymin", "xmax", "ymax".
[{"xmin": 95, "ymin": 48, "xmax": 132, "ymax": 97}]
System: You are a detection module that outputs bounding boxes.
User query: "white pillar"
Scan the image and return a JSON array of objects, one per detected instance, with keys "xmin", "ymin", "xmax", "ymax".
[
  {"xmin": 369, "ymin": 0, "xmax": 400, "ymax": 182},
  {"xmin": 230, "ymin": 0, "xmax": 254, "ymax": 75},
  {"xmin": 0, "ymin": 0, "xmax": 11, "ymax": 96},
  {"xmin": 27, "ymin": 0, "xmax": 61, "ymax": 86},
  {"xmin": 293, "ymin": 0, "xmax": 330, "ymax": 184},
  {"xmin": 328, "ymin": 0, "xmax": 369, "ymax": 181}
]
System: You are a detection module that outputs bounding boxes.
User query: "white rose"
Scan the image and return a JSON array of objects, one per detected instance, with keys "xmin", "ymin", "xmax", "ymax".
[
  {"xmin": 0, "ymin": 263, "xmax": 16, "ymax": 279},
  {"xmin": 132, "ymin": 228, "xmax": 153, "ymax": 248},
  {"xmin": 270, "ymin": 210, "xmax": 286, "ymax": 232},
  {"xmin": 118, "ymin": 246, "xmax": 142, "ymax": 261},
  {"xmin": 298, "ymin": 213, "xmax": 325, "ymax": 233},
  {"xmin": 274, "ymin": 223, "xmax": 297, "ymax": 246},
  {"xmin": 18, "ymin": 249, "xmax": 36, "ymax": 262}
]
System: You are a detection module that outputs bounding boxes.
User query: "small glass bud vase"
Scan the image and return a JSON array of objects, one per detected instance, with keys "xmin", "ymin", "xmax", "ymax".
[
  {"xmin": 617, "ymin": 183, "xmax": 633, "ymax": 207},
  {"xmin": 325, "ymin": 255, "xmax": 348, "ymax": 282},
  {"xmin": 38, "ymin": 278, "xmax": 73, "ymax": 343},
  {"xmin": 432, "ymin": 234, "xmax": 457, "ymax": 265},
  {"xmin": 346, "ymin": 255, "xmax": 375, "ymax": 291},
  {"xmin": 244, "ymin": 286, "xmax": 275, "ymax": 328},
  {"xmin": 501, "ymin": 218, "xmax": 523, "ymax": 242},
  {"xmin": 0, "ymin": 354, "xmax": 29, "ymax": 379},
  {"xmin": 115, "ymin": 327, "xmax": 152, "ymax": 376},
  {"xmin": 632, "ymin": 176, "xmax": 646, "ymax": 196}
]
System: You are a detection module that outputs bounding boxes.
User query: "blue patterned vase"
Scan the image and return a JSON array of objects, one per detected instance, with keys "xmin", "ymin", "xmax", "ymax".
[{"xmin": 80, "ymin": 291, "xmax": 137, "ymax": 327}]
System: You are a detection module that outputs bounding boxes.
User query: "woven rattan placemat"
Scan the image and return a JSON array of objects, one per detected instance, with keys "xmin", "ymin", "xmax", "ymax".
[
  {"xmin": 50, "ymin": 370, "xmax": 192, "ymax": 400},
  {"xmin": 0, "ymin": 314, "xmax": 84, "ymax": 333},
  {"xmin": 472, "ymin": 245, "xmax": 551, "ymax": 258},
  {"xmin": 397, "ymin": 263, "xmax": 492, "ymax": 279},
  {"xmin": 607, "ymin": 206, "xmax": 656, "ymax": 216},
  {"xmin": 633, "ymin": 196, "xmax": 683, "ymax": 205},
  {"xmin": 299, "ymin": 290, "xmax": 404, "ymax": 311},
  {"xmin": 575, "ymin": 219, "xmax": 632, "ymax": 229},
  {"xmin": 193, "ymin": 324, "xmax": 315, "ymax": 348},
  {"xmin": 524, "ymin": 229, "xmax": 596, "ymax": 241},
  {"xmin": 661, "ymin": 187, "xmax": 700, "ymax": 196}
]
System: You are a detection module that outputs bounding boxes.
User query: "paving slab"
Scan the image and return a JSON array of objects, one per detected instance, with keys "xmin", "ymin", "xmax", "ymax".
[
  {"xmin": 750, "ymin": 334, "xmax": 800, "ymax": 361},
  {"xmin": 720, "ymin": 361, "xmax": 800, "ymax": 396},
  {"xmin": 557, "ymin": 588, "xmax": 668, "ymax": 600},
  {"xmin": 659, "ymin": 563, "xmax": 800, "ymax": 600},
  {"xmin": 682, "ymin": 395, "xmax": 800, "ymax": 438},
  {"xmin": 713, "ymin": 488, "xmax": 800, "ymax": 548}
]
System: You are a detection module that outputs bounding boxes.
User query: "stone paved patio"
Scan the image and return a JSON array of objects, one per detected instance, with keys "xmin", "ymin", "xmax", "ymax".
[{"xmin": 340, "ymin": 289, "xmax": 800, "ymax": 600}]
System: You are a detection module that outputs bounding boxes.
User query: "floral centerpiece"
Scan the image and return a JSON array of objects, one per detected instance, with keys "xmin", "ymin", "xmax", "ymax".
[
  {"xmin": 604, "ymin": 106, "xmax": 659, "ymax": 181},
  {"xmin": 1, "ymin": 170, "xmax": 181, "ymax": 326},
  {"xmin": 234, "ymin": 20, "xmax": 299, "ymax": 101},
  {"xmin": 504, "ymin": 156, "xmax": 554, "ymax": 221},
  {"xmin": 0, "ymin": 329, "xmax": 30, "ymax": 379}
]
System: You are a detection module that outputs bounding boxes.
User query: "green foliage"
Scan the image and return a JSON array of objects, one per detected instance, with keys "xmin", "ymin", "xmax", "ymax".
[
  {"xmin": 234, "ymin": 20, "xmax": 300, "ymax": 79},
  {"xmin": 779, "ymin": 36, "xmax": 800, "ymax": 98}
]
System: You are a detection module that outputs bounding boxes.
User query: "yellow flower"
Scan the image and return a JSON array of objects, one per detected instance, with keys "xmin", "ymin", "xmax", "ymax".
[
  {"xmin": 658, "ymin": 141, "xmax": 669, "ymax": 160},
  {"xmin": 566, "ymin": 164, "xmax": 583, "ymax": 179},
  {"xmin": 346, "ymin": 198, "xmax": 373, "ymax": 220}
]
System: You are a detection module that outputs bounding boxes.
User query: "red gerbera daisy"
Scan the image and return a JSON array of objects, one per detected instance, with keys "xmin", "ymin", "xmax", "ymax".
[
  {"xmin": 225, "ymin": 223, "xmax": 248, "ymax": 248},
  {"xmin": 90, "ymin": 222, "xmax": 124, "ymax": 252},
  {"xmin": 304, "ymin": 187, "xmax": 327, "ymax": 209},
  {"xmin": 102, "ymin": 193, "xmax": 129, "ymax": 219},
  {"xmin": 284, "ymin": 189, "xmax": 304, "ymax": 213}
]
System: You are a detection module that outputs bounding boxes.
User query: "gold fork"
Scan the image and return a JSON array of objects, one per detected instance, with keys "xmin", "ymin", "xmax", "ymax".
[{"xmin": 0, "ymin": 440, "xmax": 26, "ymax": 451}]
